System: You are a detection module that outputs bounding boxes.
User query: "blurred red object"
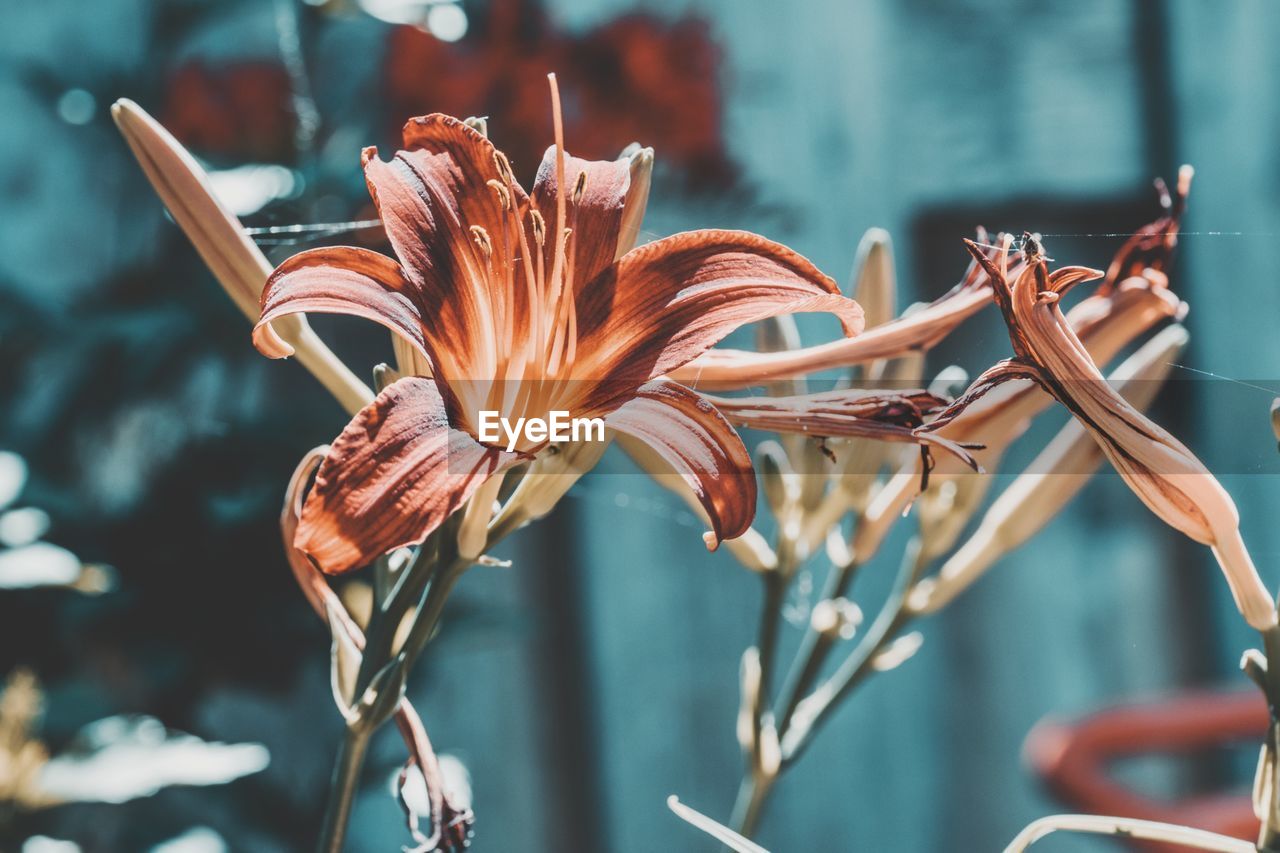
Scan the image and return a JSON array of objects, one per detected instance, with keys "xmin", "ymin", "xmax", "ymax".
[
  {"xmin": 384, "ymin": 0, "xmax": 733, "ymax": 189},
  {"xmin": 162, "ymin": 61, "xmax": 297, "ymax": 163},
  {"xmin": 1026, "ymin": 689, "xmax": 1267, "ymax": 851}
]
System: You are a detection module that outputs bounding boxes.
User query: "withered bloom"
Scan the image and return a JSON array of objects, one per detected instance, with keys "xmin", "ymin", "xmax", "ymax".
[
  {"xmin": 851, "ymin": 182, "xmax": 1194, "ymax": 567},
  {"xmin": 256, "ymin": 79, "xmax": 862, "ymax": 573},
  {"xmin": 950, "ymin": 232, "xmax": 1275, "ymax": 631},
  {"xmin": 704, "ymin": 389, "xmax": 982, "ymax": 481}
]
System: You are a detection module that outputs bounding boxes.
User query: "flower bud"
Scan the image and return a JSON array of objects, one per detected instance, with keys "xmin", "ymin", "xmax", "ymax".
[
  {"xmin": 457, "ymin": 475, "xmax": 505, "ymax": 560},
  {"xmin": 615, "ymin": 145, "xmax": 654, "ymax": 258},
  {"xmin": 755, "ymin": 441, "xmax": 796, "ymax": 518},
  {"xmin": 111, "ymin": 99, "xmax": 373, "ymax": 416},
  {"xmin": 505, "ymin": 438, "xmax": 611, "ymax": 523},
  {"xmin": 849, "ymin": 228, "xmax": 896, "ymax": 329}
]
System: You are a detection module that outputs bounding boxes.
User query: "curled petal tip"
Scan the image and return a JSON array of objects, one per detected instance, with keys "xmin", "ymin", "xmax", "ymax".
[{"xmin": 251, "ymin": 322, "xmax": 296, "ymax": 359}]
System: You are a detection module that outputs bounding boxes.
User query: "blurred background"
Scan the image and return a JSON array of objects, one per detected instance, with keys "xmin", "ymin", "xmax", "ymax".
[{"xmin": 3, "ymin": 0, "xmax": 1280, "ymax": 850}]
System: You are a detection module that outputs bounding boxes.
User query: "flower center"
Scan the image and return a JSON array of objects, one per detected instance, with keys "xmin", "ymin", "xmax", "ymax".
[{"xmin": 457, "ymin": 75, "xmax": 587, "ymax": 451}]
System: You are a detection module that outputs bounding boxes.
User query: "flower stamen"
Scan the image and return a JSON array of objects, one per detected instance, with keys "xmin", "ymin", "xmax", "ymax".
[{"xmin": 469, "ymin": 225, "xmax": 492, "ymax": 258}]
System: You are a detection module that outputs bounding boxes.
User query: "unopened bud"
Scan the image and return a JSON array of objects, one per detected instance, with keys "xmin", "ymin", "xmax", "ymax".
[
  {"xmin": 755, "ymin": 441, "xmax": 796, "ymax": 517},
  {"xmin": 811, "ymin": 597, "xmax": 862, "ymax": 640},
  {"xmin": 849, "ymin": 228, "xmax": 896, "ymax": 329},
  {"xmin": 615, "ymin": 146, "xmax": 653, "ymax": 258},
  {"xmin": 457, "ymin": 475, "xmax": 504, "ymax": 560}
]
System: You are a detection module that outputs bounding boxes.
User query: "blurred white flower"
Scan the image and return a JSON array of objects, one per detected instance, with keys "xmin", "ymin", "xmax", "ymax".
[
  {"xmin": 35, "ymin": 716, "xmax": 268, "ymax": 804},
  {"xmin": 205, "ymin": 164, "xmax": 300, "ymax": 218},
  {"xmin": 0, "ymin": 450, "xmax": 111, "ymax": 593},
  {"xmin": 22, "ymin": 837, "xmax": 80, "ymax": 853},
  {"xmin": 149, "ymin": 827, "xmax": 228, "ymax": 853},
  {"xmin": 0, "ymin": 507, "xmax": 51, "ymax": 547},
  {"xmin": 0, "ymin": 451, "xmax": 26, "ymax": 511},
  {"xmin": 0, "ymin": 543, "xmax": 81, "ymax": 589}
]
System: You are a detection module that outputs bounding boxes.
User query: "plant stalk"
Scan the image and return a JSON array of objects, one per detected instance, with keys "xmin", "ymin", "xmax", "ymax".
[
  {"xmin": 729, "ymin": 771, "xmax": 774, "ymax": 840},
  {"xmin": 775, "ymin": 558, "xmax": 860, "ymax": 733},
  {"xmin": 1255, "ymin": 625, "xmax": 1280, "ymax": 852},
  {"xmin": 316, "ymin": 724, "xmax": 373, "ymax": 853}
]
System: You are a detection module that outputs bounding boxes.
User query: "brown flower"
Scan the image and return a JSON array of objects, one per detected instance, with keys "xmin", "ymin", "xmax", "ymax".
[{"xmin": 910, "ymin": 323, "xmax": 1190, "ymax": 614}]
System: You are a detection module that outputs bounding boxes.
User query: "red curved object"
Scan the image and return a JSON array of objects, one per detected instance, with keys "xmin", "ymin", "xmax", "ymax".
[{"xmin": 1025, "ymin": 689, "xmax": 1267, "ymax": 851}]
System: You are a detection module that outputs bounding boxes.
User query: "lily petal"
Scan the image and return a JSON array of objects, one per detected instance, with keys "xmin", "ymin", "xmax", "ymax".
[
  {"xmin": 362, "ymin": 115, "xmax": 521, "ymax": 382},
  {"xmin": 667, "ymin": 236, "xmax": 1021, "ymax": 389},
  {"xmin": 604, "ymin": 381, "xmax": 756, "ymax": 548},
  {"xmin": 254, "ymin": 246, "xmax": 430, "ymax": 362},
  {"xmin": 985, "ymin": 238, "xmax": 1276, "ymax": 631},
  {"xmin": 575, "ymin": 231, "xmax": 862, "ymax": 405},
  {"xmin": 297, "ymin": 378, "xmax": 520, "ymax": 574},
  {"xmin": 531, "ymin": 146, "xmax": 633, "ymax": 289}
]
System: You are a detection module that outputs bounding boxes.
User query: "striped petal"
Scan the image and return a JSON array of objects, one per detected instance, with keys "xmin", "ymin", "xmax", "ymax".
[
  {"xmin": 297, "ymin": 378, "xmax": 520, "ymax": 574},
  {"xmin": 574, "ymin": 230, "xmax": 863, "ymax": 410},
  {"xmin": 604, "ymin": 381, "xmax": 755, "ymax": 548},
  {"xmin": 362, "ymin": 115, "xmax": 526, "ymax": 382},
  {"xmin": 707, "ymin": 389, "xmax": 982, "ymax": 472},
  {"xmin": 254, "ymin": 246, "xmax": 430, "ymax": 361},
  {"xmin": 665, "ymin": 233, "xmax": 1022, "ymax": 389},
  {"xmin": 531, "ymin": 146, "xmax": 633, "ymax": 290}
]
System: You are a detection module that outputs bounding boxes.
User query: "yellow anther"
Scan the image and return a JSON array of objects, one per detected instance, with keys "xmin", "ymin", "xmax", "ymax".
[
  {"xmin": 486, "ymin": 179, "xmax": 511, "ymax": 211},
  {"xmin": 529, "ymin": 209, "xmax": 546, "ymax": 246},
  {"xmin": 470, "ymin": 225, "xmax": 492, "ymax": 256},
  {"xmin": 492, "ymin": 151, "xmax": 515, "ymax": 186}
]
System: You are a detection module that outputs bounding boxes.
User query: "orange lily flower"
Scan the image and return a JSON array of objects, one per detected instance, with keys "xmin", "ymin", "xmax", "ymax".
[
  {"xmin": 954, "ymin": 232, "xmax": 1275, "ymax": 631},
  {"xmin": 255, "ymin": 80, "xmax": 862, "ymax": 573}
]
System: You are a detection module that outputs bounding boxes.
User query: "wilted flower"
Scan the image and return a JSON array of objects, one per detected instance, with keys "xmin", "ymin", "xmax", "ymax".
[
  {"xmin": 956, "ymin": 233, "xmax": 1275, "ymax": 631},
  {"xmin": 850, "ymin": 212, "xmax": 1191, "ymax": 567},
  {"xmin": 255, "ymin": 78, "xmax": 862, "ymax": 573},
  {"xmin": 704, "ymin": 389, "xmax": 982, "ymax": 478},
  {"xmin": 910, "ymin": 323, "xmax": 1190, "ymax": 614}
]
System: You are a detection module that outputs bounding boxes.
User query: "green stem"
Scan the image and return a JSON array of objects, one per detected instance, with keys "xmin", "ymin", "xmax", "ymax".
[
  {"xmin": 400, "ymin": 559, "xmax": 469, "ymax": 674},
  {"xmin": 1256, "ymin": 626, "xmax": 1280, "ymax": 852},
  {"xmin": 316, "ymin": 725, "xmax": 373, "ymax": 853},
  {"xmin": 774, "ymin": 559, "xmax": 860, "ymax": 733},
  {"xmin": 728, "ymin": 570, "xmax": 788, "ymax": 843},
  {"xmin": 728, "ymin": 771, "xmax": 773, "ymax": 840},
  {"xmin": 756, "ymin": 572, "xmax": 786, "ymax": 707},
  {"xmin": 780, "ymin": 539, "xmax": 921, "ymax": 767}
]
